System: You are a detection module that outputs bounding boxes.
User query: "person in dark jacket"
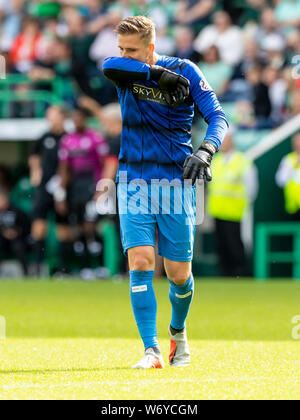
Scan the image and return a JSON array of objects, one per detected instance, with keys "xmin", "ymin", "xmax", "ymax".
[{"xmin": 0, "ymin": 189, "xmax": 30, "ymax": 276}]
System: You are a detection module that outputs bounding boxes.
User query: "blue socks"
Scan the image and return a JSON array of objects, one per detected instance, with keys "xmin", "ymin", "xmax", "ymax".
[
  {"xmin": 168, "ymin": 274, "xmax": 194, "ymax": 331},
  {"xmin": 129, "ymin": 270, "xmax": 158, "ymax": 350},
  {"xmin": 129, "ymin": 271, "xmax": 194, "ymax": 349}
]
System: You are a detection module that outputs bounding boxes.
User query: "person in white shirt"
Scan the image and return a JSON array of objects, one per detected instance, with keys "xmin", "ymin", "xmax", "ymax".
[{"xmin": 193, "ymin": 10, "xmax": 244, "ymax": 66}]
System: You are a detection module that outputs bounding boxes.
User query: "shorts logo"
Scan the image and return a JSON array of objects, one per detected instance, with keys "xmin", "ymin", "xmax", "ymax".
[
  {"xmin": 132, "ymin": 285, "xmax": 148, "ymax": 293},
  {"xmin": 199, "ymin": 79, "xmax": 212, "ymax": 91}
]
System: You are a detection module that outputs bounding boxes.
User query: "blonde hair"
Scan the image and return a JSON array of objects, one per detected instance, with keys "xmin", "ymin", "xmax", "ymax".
[{"xmin": 115, "ymin": 16, "xmax": 156, "ymax": 44}]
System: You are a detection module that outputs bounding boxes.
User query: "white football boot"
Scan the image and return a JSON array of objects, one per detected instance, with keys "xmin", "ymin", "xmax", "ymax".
[
  {"xmin": 132, "ymin": 347, "xmax": 164, "ymax": 369},
  {"xmin": 168, "ymin": 326, "xmax": 190, "ymax": 367}
]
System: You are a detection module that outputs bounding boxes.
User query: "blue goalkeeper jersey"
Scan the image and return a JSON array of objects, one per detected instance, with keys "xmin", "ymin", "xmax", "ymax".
[{"xmin": 102, "ymin": 55, "xmax": 228, "ymax": 183}]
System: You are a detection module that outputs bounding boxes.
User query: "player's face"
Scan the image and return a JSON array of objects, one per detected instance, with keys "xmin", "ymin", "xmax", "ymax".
[{"xmin": 118, "ymin": 34, "xmax": 154, "ymax": 64}]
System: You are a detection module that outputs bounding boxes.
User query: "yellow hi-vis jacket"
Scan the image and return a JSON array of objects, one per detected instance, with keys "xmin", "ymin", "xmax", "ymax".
[
  {"xmin": 207, "ymin": 151, "xmax": 252, "ymax": 222},
  {"xmin": 283, "ymin": 152, "xmax": 300, "ymax": 214}
]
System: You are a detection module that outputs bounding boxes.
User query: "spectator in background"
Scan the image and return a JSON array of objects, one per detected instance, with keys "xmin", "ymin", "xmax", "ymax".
[
  {"xmin": 224, "ymin": 0, "xmax": 268, "ymax": 26},
  {"xmin": 174, "ymin": 0, "xmax": 216, "ymax": 32},
  {"xmin": 105, "ymin": 0, "xmax": 175, "ymax": 54},
  {"xmin": 52, "ymin": 38, "xmax": 76, "ymax": 105},
  {"xmin": 232, "ymin": 100, "xmax": 257, "ymax": 128},
  {"xmin": 224, "ymin": 38, "xmax": 265, "ymax": 102},
  {"xmin": 232, "ymin": 38, "xmax": 263, "ymax": 81},
  {"xmin": 78, "ymin": 0, "xmax": 108, "ymax": 22},
  {"xmin": 0, "ymin": 189, "xmax": 30, "ymax": 276},
  {"xmin": 276, "ymin": 132, "xmax": 300, "ymax": 220},
  {"xmin": 106, "ymin": 0, "xmax": 133, "ymax": 21},
  {"xmin": 173, "ymin": 26, "xmax": 201, "ymax": 63},
  {"xmin": 55, "ymin": 107, "xmax": 113, "ymax": 279},
  {"xmin": 28, "ymin": 37, "xmax": 77, "ymax": 107},
  {"xmin": 255, "ymin": 8, "xmax": 285, "ymax": 50},
  {"xmin": 28, "ymin": 38, "xmax": 57, "ymax": 89},
  {"xmin": 262, "ymin": 65, "xmax": 287, "ymax": 125},
  {"xmin": 207, "ymin": 129, "xmax": 258, "ymax": 277},
  {"xmin": 131, "ymin": 0, "xmax": 170, "ymax": 30},
  {"xmin": 261, "ymin": 32, "xmax": 286, "ymax": 70},
  {"xmin": 8, "ymin": 16, "xmax": 43, "ymax": 118},
  {"xmin": 274, "ymin": 0, "xmax": 300, "ymax": 36},
  {"xmin": 89, "ymin": 11, "xmax": 122, "ymax": 68},
  {"xmin": 132, "ymin": 0, "xmax": 175, "ymax": 54},
  {"xmin": 10, "ymin": 16, "xmax": 41, "ymax": 73},
  {"xmin": 29, "ymin": 105, "xmax": 71, "ymax": 275},
  {"xmin": 245, "ymin": 64, "xmax": 273, "ymax": 128},
  {"xmin": 0, "ymin": 0, "xmax": 24, "ymax": 53},
  {"xmin": 286, "ymin": 29, "xmax": 300, "ymax": 65},
  {"xmin": 64, "ymin": 7, "xmax": 116, "ymax": 104},
  {"xmin": 194, "ymin": 10, "xmax": 244, "ymax": 66},
  {"xmin": 35, "ymin": 16, "xmax": 61, "ymax": 60},
  {"xmin": 198, "ymin": 45, "xmax": 233, "ymax": 97}
]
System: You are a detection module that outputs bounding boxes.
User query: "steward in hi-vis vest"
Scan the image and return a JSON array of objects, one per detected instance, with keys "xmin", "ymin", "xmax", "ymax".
[
  {"xmin": 276, "ymin": 136, "xmax": 300, "ymax": 218},
  {"xmin": 207, "ymin": 151, "xmax": 252, "ymax": 222},
  {"xmin": 207, "ymin": 130, "xmax": 258, "ymax": 277}
]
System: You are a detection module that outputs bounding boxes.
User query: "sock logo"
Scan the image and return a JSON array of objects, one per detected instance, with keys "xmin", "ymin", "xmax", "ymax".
[
  {"xmin": 132, "ymin": 285, "xmax": 148, "ymax": 293},
  {"xmin": 175, "ymin": 291, "xmax": 192, "ymax": 299}
]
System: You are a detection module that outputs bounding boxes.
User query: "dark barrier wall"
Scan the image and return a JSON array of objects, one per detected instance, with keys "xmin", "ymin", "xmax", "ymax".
[{"xmin": 254, "ymin": 136, "xmax": 294, "ymax": 277}]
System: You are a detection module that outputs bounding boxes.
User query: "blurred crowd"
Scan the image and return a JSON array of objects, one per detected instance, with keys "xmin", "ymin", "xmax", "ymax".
[
  {"xmin": 0, "ymin": 0, "xmax": 299, "ymax": 277},
  {"xmin": 0, "ymin": 0, "xmax": 299, "ymax": 125}
]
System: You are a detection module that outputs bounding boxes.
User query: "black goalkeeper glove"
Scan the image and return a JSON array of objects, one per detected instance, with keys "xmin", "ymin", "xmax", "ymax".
[
  {"xmin": 150, "ymin": 65, "xmax": 190, "ymax": 106},
  {"xmin": 182, "ymin": 141, "xmax": 217, "ymax": 185}
]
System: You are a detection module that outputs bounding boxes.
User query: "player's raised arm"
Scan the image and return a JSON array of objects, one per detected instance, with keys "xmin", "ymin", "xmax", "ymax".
[
  {"xmin": 102, "ymin": 57, "xmax": 190, "ymax": 106},
  {"xmin": 182, "ymin": 61, "xmax": 229, "ymax": 185},
  {"xmin": 102, "ymin": 57, "xmax": 150, "ymax": 85}
]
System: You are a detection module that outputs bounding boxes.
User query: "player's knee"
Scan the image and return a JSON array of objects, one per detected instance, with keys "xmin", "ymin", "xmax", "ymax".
[
  {"xmin": 130, "ymin": 252, "xmax": 154, "ymax": 271},
  {"xmin": 131, "ymin": 256, "xmax": 154, "ymax": 271},
  {"xmin": 129, "ymin": 247, "xmax": 155, "ymax": 271},
  {"xmin": 168, "ymin": 272, "xmax": 191, "ymax": 285}
]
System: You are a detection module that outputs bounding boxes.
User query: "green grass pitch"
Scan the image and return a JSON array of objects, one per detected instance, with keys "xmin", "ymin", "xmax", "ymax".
[{"xmin": 0, "ymin": 278, "xmax": 300, "ymax": 400}]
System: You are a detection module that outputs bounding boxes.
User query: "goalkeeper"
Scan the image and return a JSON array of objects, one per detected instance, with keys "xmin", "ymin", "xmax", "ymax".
[{"xmin": 102, "ymin": 16, "xmax": 228, "ymax": 369}]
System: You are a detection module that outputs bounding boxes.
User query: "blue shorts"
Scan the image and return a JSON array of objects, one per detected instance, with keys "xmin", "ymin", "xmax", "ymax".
[{"xmin": 117, "ymin": 182, "xmax": 196, "ymax": 262}]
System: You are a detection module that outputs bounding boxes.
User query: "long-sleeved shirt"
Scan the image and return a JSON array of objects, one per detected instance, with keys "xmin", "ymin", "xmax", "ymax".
[{"xmin": 102, "ymin": 55, "xmax": 228, "ymax": 183}]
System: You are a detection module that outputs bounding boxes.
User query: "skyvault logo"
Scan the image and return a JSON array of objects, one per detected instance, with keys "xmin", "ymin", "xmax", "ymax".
[{"xmin": 132, "ymin": 83, "xmax": 166, "ymax": 105}]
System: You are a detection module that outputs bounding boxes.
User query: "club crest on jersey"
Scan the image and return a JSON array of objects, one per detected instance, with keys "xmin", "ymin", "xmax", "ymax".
[
  {"xmin": 199, "ymin": 79, "xmax": 212, "ymax": 91},
  {"xmin": 132, "ymin": 83, "xmax": 166, "ymax": 105}
]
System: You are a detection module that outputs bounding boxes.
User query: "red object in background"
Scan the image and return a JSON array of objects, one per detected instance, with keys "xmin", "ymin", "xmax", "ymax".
[{"xmin": 10, "ymin": 34, "xmax": 41, "ymax": 67}]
